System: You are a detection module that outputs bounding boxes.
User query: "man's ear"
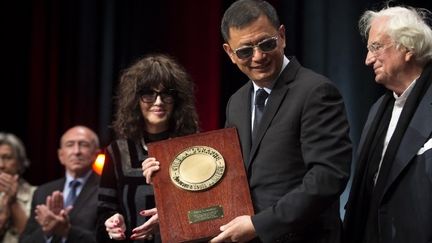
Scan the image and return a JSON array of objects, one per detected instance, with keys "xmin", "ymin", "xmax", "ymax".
[
  {"xmin": 405, "ymin": 50, "xmax": 414, "ymax": 62},
  {"xmin": 278, "ymin": 25, "xmax": 286, "ymax": 49},
  {"xmin": 223, "ymin": 43, "xmax": 237, "ymax": 64},
  {"xmin": 58, "ymin": 148, "xmax": 65, "ymax": 166}
]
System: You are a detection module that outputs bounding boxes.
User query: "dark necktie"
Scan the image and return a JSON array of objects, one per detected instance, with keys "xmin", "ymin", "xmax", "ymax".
[
  {"xmin": 253, "ymin": 88, "xmax": 269, "ymax": 135},
  {"xmin": 65, "ymin": 180, "xmax": 81, "ymax": 207}
]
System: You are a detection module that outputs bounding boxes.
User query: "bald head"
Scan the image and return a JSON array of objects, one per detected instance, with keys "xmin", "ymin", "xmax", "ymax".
[
  {"xmin": 58, "ymin": 126, "xmax": 100, "ymax": 178},
  {"xmin": 60, "ymin": 126, "xmax": 99, "ymax": 148}
]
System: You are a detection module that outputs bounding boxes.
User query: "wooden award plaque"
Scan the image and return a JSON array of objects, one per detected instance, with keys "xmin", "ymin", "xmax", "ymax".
[{"xmin": 147, "ymin": 127, "xmax": 254, "ymax": 243}]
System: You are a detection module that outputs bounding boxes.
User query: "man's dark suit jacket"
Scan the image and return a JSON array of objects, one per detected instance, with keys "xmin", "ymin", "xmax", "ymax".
[
  {"xmin": 343, "ymin": 63, "xmax": 432, "ymax": 243},
  {"xmin": 20, "ymin": 172, "xmax": 99, "ymax": 243},
  {"xmin": 225, "ymin": 57, "xmax": 352, "ymax": 243}
]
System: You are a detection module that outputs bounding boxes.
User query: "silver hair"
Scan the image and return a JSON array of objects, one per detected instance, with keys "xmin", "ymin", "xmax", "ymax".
[
  {"xmin": 0, "ymin": 132, "xmax": 30, "ymax": 174},
  {"xmin": 359, "ymin": 5, "xmax": 432, "ymax": 65}
]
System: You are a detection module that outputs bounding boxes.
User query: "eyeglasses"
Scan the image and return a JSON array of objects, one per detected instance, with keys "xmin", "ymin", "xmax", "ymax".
[
  {"xmin": 140, "ymin": 89, "xmax": 176, "ymax": 104},
  {"xmin": 233, "ymin": 36, "xmax": 278, "ymax": 59},
  {"xmin": 367, "ymin": 42, "xmax": 393, "ymax": 55},
  {"xmin": 0, "ymin": 154, "xmax": 14, "ymax": 163}
]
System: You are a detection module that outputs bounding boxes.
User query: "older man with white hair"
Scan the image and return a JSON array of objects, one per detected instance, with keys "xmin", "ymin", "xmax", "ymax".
[{"xmin": 343, "ymin": 5, "xmax": 432, "ymax": 243}]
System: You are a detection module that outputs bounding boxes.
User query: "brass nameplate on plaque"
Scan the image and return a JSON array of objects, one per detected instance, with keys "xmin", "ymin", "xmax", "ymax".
[
  {"xmin": 188, "ymin": 205, "xmax": 224, "ymax": 224},
  {"xmin": 170, "ymin": 146, "xmax": 225, "ymax": 191}
]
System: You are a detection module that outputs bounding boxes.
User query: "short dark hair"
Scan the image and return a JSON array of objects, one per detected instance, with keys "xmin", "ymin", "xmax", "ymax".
[{"xmin": 221, "ymin": 0, "xmax": 280, "ymax": 42}]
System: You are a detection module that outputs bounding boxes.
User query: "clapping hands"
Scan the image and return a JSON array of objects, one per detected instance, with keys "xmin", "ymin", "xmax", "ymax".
[{"xmin": 34, "ymin": 190, "xmax": 72, "ymax": 237}]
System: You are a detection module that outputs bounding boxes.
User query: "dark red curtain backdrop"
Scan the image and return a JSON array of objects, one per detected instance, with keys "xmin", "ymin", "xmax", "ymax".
[
  {"xmin": 28, "ymin": 0, "xmax": 62, "ymax": 179},
  {"xmin": 21, "ymin": 0, "xmax": 226, "ymax": 184},
  {"xmin": 165, "ymin": 1, "xmax": 222, "ymax": 131},
  {"xmin": 4, "ymin": 0, "xmax": 430, "ymax": 186}
]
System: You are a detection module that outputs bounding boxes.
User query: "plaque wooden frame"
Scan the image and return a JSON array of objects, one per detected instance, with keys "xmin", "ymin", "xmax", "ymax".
[{"xmin": 147, "ymin": 127, "xmax": 254, "ymax": 243}]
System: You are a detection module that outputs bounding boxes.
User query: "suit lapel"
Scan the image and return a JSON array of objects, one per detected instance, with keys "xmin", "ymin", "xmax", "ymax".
[
  {"xmin": 236, "ymin": 83, "xmax": 253, "ymax": 167},
  {"xmin": 356, "ymin": 96, "xmax": 385, "ymax": 158},
  {"xmin": 346, "ymin": 95, "xmax": 386, "ymax": 211},
  {"xmin": 248, "ymin": 58, "xmax": 300, "ymax": 169},
  {"xmin": 69, "ymin": 172, "xmax": 98, "ymax": 218},
  {"xmin": 381, "ymin": 80, "xmax": 432, "ymax": 202}
]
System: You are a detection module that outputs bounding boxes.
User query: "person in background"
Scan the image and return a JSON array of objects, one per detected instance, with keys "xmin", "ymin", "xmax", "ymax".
[
  {"xmin": 343, "ymin": 5, "xmax": 432, "ymax": 243},
  {"xmin": 97, "ymin": 53, "xmax": 199, "ymax": 242},
  {"xmin": 20, "ymin": 125, "xmax": 100, "ymax": 243},
  {"xmin": 214, "ymin": 0, "xmax": 351, "ymax": 242},
  {"xmin": 0, "ymin": 133, "xmax": 36, "ymax": 243}
]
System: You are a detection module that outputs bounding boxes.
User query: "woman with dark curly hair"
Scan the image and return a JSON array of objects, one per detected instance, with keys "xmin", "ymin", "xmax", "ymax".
[{"xmin": 97, "ymin": 54, "xmax": 199, "ymax": 242}]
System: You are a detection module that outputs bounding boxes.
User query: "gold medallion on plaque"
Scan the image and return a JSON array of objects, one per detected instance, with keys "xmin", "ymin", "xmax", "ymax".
[{"xmin": 170, "ymin": 146, "xmax": 225, "ymax": 191}]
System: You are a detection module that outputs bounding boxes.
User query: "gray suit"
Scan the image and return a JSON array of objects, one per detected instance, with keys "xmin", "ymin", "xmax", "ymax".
[
  {"xmin": 225, "ymin": 57, "xmax": 352, "ymax": 243},
  {"xmin": 20, "ymin": 172, "xmax": 99, "ymax": 243}
]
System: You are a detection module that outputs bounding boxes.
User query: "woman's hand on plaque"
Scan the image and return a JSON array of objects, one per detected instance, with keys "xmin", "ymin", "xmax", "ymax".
[{"xmin": 142, "ymin": 157, "xmax": 160, "ymax": 184}]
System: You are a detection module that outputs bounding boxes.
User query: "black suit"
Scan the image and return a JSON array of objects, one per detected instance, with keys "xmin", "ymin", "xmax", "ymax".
[
  {"xmin": 20, "ymin": 172, "xmax": 99, "ymax": 243},
  {"xmin": 225, "ymin": 57, "xmax": 352, "ymax": 243},
  {"xmin": 343, "ymin": 63, "xmax": 432, "ymax": 243}
]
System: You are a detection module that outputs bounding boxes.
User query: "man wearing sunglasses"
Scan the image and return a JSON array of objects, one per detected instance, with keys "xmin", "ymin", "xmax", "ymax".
[{"xmin": 211, "ymin": 0, "xmax": 352, "ymax": 242}]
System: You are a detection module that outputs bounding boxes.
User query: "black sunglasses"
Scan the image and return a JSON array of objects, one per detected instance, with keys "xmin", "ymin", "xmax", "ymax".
[
  {"xmin": 140, "ymin": 89, "xmax": 176, "ymax": 104},
  {"xmin": 234, "ymin": 36, "xmax": 278, "ymax": 59}
]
